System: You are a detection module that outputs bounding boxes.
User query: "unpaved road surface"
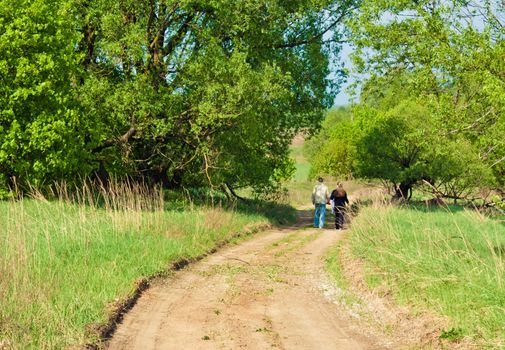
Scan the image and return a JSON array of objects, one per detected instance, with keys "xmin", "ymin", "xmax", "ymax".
[{"xmin": 108, "ymin": 209, "xmax": 391, "ymax": 350}]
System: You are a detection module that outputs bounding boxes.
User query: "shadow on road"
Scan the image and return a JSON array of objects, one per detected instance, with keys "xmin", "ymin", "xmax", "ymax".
[{"xmin": 288, "ymin": 207, "xmax": 340, "ymax": 230}]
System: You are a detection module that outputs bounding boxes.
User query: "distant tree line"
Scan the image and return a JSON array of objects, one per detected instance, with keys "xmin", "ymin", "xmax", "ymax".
[
  {"xmin": 307, "ymin": 0, "xmax": 505, "ymax": 204},
  {"xmin": 0, "ymin": 0, "xmax": 357, "ymax": 197}
]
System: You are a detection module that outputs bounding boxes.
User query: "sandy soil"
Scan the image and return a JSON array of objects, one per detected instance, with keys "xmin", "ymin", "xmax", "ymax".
[{"xmin": 107, "ymin": 207, "xmax": 397, "ymax": 350}]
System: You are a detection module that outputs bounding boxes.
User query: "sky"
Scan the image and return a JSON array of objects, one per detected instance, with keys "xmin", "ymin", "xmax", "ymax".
[{"xmin": 332, "ymin": 43, "xmax": 356, "ymax": 107}]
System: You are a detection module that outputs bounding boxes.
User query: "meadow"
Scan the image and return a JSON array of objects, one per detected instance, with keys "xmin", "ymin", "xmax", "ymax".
[
  {"xmin": 327, "ymin": 203, "xmax": 505, "ymax": 347},
  {"xmin": 0, "ymin": 183, "xmax": 290, "ymax": 349}
]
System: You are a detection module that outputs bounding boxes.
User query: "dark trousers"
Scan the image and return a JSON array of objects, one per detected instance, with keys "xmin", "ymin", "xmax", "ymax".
[{"xmin": 334, "ymin": 206, "xmax": 345, "ymax": 229}]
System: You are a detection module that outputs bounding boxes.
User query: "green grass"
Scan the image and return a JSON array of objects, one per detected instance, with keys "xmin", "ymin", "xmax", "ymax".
[
  {"xmin": 293, "ymin": 162, "xmax": 311, "ymax": 183},
  {"xmin": 0, "ymin": 191, "xmax": 277, "ymax": 349},
  {"xmin": 329, "ymin": 204, "xmax": 505, "ymax": 347},
  {"xmin": 325, "ymin": 243, "xmax": 363, "ymax": 307},
  {"xmin": 290, "ymin": 137, "xmax": 311, "ymax": 183}
]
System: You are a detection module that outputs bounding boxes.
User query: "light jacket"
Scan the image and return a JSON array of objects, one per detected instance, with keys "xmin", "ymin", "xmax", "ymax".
[{"xmin": 312, "ymin": 183, "xmax": 329, "ymax": 205}]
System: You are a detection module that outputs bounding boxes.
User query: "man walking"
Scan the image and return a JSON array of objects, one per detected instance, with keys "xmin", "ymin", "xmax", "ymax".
[{"xmin": 312, "ymin": 177, "xmax": 330, "ymax": 229}]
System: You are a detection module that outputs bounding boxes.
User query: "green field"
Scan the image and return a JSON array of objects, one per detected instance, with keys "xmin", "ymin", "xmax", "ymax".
[
  {"xmin": 0, "ymin": 188, "xmax": 287, "ymax": 349},
  {"xmin": 290, "ymin": 141, "xmax": 311, "ymax": 183},
  {"xmin": 327, "ymin": 204, "xmax": 505, "ymax": 347}
]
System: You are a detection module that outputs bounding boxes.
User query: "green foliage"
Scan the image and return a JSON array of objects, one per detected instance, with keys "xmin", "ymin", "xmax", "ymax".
[
  {"xmin": 0, "ymin": 0, "xmax": 92, "ymax": 189},
  {"xmin": 352, "ymin": 1, "xmax": 504, "ymax": 188},
  {"xmin": 355, "ymin": 99, "xmax": 493, "ymax": 191},
  {"xmin": 0, "ymin": 0, "xmax": 356, "ymax": 195},
  {"xmin": 310, "ymin": 98, "xmax": 495, "ymax": 197},
  {"xmin": 305, "ymin": 107, "xmax": 355, "ymax": 179},
  {"xmin": 310, "ymin": 1, "xmax": 504, "ymax": 199}
]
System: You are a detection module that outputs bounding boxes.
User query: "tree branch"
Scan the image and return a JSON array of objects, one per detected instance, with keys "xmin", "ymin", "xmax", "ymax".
[
  {"xmin": 265, "ymin": 7, "xmax": 353, "ymax": 49},
  {"xmin": 445, "ymin": 108, "xmax": 494, "ymax": 135},
  {"xmin": 162, "ymin": 13, "xmax": 195, "ymax": 57},
  {"xmin": 490, "ymin": 155, "xmax": 505, "ymax": 168},
  {"xmin": 93, "ymin": 127, "xmax": 137, "ymax": 153},
  {"xmin": 226, "ymin": 182, "xmax": 246, "ymax": 201}
]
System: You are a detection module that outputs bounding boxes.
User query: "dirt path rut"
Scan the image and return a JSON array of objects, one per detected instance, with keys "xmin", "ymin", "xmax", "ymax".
[{"xmin": 108, "ymin": 209, "xmax": 390, "ymax": 350}]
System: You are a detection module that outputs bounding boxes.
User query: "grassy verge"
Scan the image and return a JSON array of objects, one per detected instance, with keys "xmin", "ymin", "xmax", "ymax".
[
  {"xmin": 326, "ymin": 243, "xmax": 363, "ymax": 308},
  {"xmin": 0, "ymin": 185, "xmax": 291, "ymax": 349},
  {"xmin": 327, "ymin": 204, "xmax": 505, "ymax": 347}
]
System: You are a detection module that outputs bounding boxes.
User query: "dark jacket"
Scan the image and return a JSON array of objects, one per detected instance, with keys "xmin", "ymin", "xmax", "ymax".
[{"xmin": 330, "ymin": 189, "xmax": 349, "ymax": 208}]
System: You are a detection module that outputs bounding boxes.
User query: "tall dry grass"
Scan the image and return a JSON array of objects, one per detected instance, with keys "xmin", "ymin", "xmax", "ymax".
[
  {"xmin": 332, "ymin": 200, "xmax": 505, "ymax": 347},
  {"xmin": 0, "ymin": 180, "xmax": 268, "ymax": 349}
]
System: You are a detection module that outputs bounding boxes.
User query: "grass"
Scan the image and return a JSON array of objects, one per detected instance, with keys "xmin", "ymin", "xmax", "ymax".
[
  {"xmin": 271, "ymin": 230, "xmax": 318, "ymax": 258},
  {"xmin": 329, "ymin": 203, "xmax": 505, "ymax": 348},
  {"xmin": 325, "ymin": 243, "xmax": 363, "ymax": 308},
  {"xmin": 290, "ymin": 135, "xmax": 311, "ymax": 183},
  {"xmin": 0, "ymin": 182, "xmax": 288, "ymax": 349}
]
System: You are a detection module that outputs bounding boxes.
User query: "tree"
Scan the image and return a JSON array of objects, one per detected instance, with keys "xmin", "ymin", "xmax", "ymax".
[
  {"xmin": 0, "ymin": 0, "xmax": 357, "ymax": 196},
  {"xmin": 352, "ymin": 97, "xmax": 492, "ymax": 199},
  {"xmin": 309, "ymin": 80, "xmax": 495, "ymax": 200},
  {"xmin": 305, "ymin": 107, "xmax": 355, "ymax": 180},
  {"xmin": 0, "ymin": 0, "xmax": 89, "ymax": 194},
  {"xmin": 307, "ymin": 0, "xmax": 505, "ymax": 200},
  {"xmin": 76, "ymin": 0, "xmax": 356, "ymax": 193}
]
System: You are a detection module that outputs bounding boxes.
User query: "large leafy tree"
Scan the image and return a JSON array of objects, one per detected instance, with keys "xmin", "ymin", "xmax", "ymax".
[
  {"xmin": 0, "ymin": 0, "xmax": 88, "ymax": 193},
  {"xmin": 310, "ymin": 92, "xmax": 493, "ymax": 200},
  {"xmin": 75, "ymin": 0, "xmax": 356, "ymax": 193},
  {"xmin": 310, "ymin": 0, "xmax": 504, "ymax": 200},
  {"xmin": 0, "ymin": 0, "xmax": 357, "ymax": 195}
]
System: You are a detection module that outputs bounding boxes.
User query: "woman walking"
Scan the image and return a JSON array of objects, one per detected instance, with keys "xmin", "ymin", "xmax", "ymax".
[{"xmin": 330, "ymin": 182, "xmax": 349, "ymax": 230}]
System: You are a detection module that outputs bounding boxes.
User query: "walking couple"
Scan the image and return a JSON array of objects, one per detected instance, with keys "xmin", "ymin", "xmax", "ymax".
[{"xmin": 311, "ymin": 177, "xmax": 349, "ymax": 230}]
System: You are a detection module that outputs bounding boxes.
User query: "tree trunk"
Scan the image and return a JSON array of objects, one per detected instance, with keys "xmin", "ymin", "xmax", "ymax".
[
  {"xmin": 145, "ymin": 167, "xmax": 171, "ymax": 189},
  {"xmin": 393, "ymin": 182, "xmax": 412, "ymax": 201},
  {"xmin": 220, "ymin": 184, "xmax": 231, "ymax": 201},
  {"xmin": 93, "ymin": 162, "xmax": 110, "ymax": 187},
  {"xmin": 168, "ymin": 169, "xmax": 183, "ymax": 189}
]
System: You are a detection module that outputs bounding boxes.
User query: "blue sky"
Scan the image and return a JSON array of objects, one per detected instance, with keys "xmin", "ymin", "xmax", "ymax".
[{"xmin": 333, "ymin": 43, "xmax": 355, "ymax": 107}]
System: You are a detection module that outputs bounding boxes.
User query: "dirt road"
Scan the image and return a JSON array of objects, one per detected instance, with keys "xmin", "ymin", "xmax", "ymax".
[{"xmin": 108, "ymin": 209, "xmax": 391, "ymax": 350}]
